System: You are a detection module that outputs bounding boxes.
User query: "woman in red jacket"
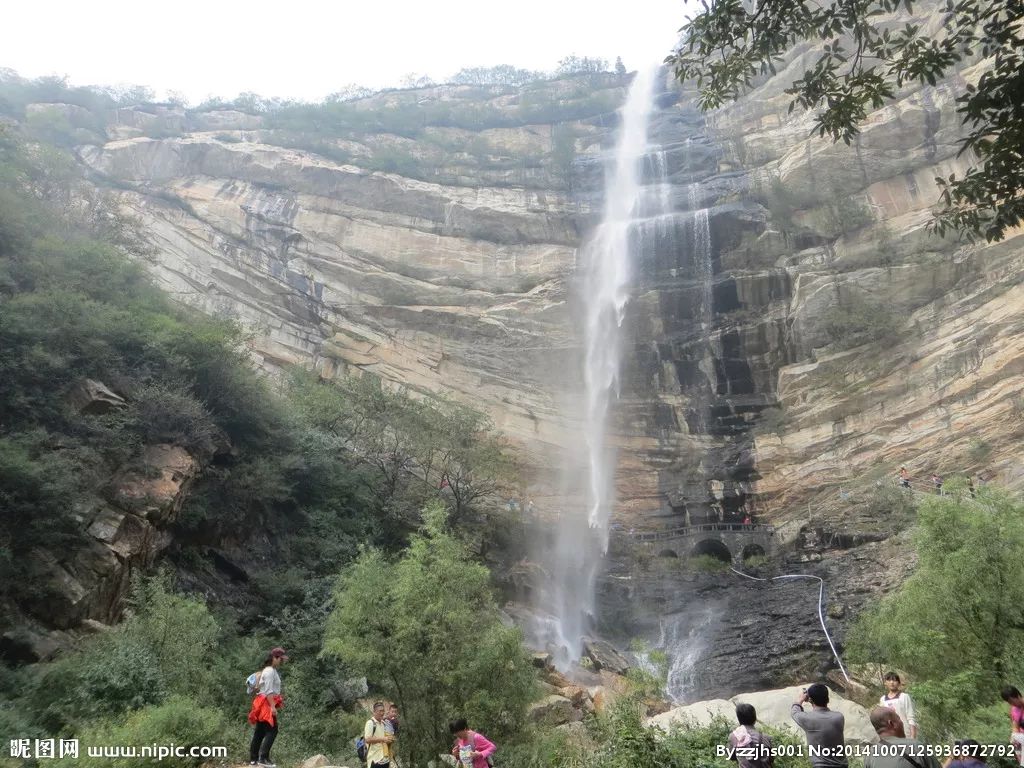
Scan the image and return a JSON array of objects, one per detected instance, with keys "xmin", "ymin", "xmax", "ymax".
[{"xmin": 248, "ymin": 648, "xmax": 287, "ymax": 767}]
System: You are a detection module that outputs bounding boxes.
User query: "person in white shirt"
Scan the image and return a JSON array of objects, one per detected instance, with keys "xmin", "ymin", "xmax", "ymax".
[{"xmin": 879, "ymin": 671, "xmax": 917, "ymax": 739}]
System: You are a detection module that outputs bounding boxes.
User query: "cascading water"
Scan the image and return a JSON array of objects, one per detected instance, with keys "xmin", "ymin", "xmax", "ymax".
[{"xmin": 532, "ymin": 65, "xmax": 666, "ymax": 667}]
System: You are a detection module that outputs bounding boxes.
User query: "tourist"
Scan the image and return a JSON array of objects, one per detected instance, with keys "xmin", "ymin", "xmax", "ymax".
[
  {"xmin": 728, "ymin": 703, "xmax": 774, "ymax": 768},
  {"xmin": 792, "ymin": 684, "xmax": 848, "ymax": 768},
  {"xmin": 449, "ymin": 718, "xmax": 496, "ymax": 768},
  {"xmin": 943, "ymin": 739, "xmax": 986, "ymax": 768},
  {"xmin": 364, "ymin": 701, "xmax": 395, "ymax": 767},
  {"xmin": 879, "ymin": 671, "xmax": 918, "ymax": 738},
  {"xmin": 1000, "ymin": 686, "xmax": 1024, "ymax": 764},
  {"xmin": 248, "ymin": 647, "xmax": 288, "ymax": 768},
  {"xmin": 932, "ymin": 474, "xmax": 943, "ymax": 494},
  {"xmin": 969, "ymin": 478, "xmax": 976, "ymax": 498},
  {"xmin": 863, "ymin": 706, "xmax": 940, "ymax": 768},
  {"xmin": 899, "ymin": 467, "xmax": 911, "ymax": 489},
  {"xmin": 384, "ymin": 704, "xmax": 400, "ymax": 764}
]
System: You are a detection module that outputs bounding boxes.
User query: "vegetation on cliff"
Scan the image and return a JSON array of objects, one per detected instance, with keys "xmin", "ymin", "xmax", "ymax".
[
  {"xmin": 848, "ymin": 480, "xmax": 1024, "ymax": 743},
  {"xmin": 669, "ymin": 0, "xmax": 1024, "ymax": 242}
]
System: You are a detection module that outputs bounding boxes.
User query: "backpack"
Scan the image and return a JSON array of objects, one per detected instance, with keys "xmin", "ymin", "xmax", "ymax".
[
  {"xmin": 245, "ymin": 671, "xmax": 261, "ymax": 696},
  {"xmin": 356, "ymin": 718, "xmax": 377, "ymax": 762}
]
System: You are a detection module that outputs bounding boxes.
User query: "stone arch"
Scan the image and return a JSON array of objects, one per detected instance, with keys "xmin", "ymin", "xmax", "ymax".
[
  {"xmin": 691, "ymin": 538, "xmax": 732, "ymax": 563},
  {"xmin": 742, "ymin": 543, "xmax": 766, "ymax": 562},
  {"xmin": 657, "ymin": 548, "xmax": 679, "ymax": 559}
]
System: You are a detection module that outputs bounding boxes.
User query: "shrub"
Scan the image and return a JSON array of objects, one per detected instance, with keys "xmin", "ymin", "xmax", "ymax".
[
  {"xmin": 53, "ymin": 697, "xmax": 229, "ymax": 768},
  {"xmin": 128, "ymin": 382, "xmax": 217, "ymax": 455},
  {"xmin": 821, "ymin": 296, "xmax": 900, "ymax": 348}
]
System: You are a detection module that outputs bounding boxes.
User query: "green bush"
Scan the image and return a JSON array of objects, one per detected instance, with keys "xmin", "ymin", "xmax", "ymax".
[
  {"xmin": 821, "ymin": 296, "xmax": 900, "ymax": 348},
  {"xmin": 324, "ymin": 503, "xmax": 538, "ymax": 767},
  {"xmin": 128, "ymin": 382, "xmax": 217, "ymax": 454},
  {"xmin": 53, "ymin": 697, "xmax": 229, "ymax": 768}
]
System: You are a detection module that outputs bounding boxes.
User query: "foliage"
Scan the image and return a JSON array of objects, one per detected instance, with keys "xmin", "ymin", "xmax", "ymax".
[
  {"xmin": 450, "ymin": 65, "xmax": 546, "ymax": 87},
  {"xmin": 821, "ymin": 295, "xmax": 900, "ymax": 348},
  {"xmin": 556, "ymin": 55, "xmax": 610, "ymax": 75},
  {"xmin": 667, "ymin": 0, "xmax": 1024, "ymax": 242},
  {"xmin": 687, "ymin": 554, "xmax": 732, "ymax": 573},
  {"xmin": 290, "ymin": 370, "xmax": 512, "ymax": 524},
  {"xmin": 324, "ymin": 502, "xmax": 538, "ymax": 767},
  {"xmin": 52, "ymin": 697, "xmax": 229, "ymax": 768},
  {"xmin": 847, "ymin": 486, "xmax": 1024, "ymax": 739}
]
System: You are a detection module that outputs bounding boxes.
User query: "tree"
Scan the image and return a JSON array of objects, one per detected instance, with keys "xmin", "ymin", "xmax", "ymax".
[
  {"xmin": 847, "ymin": 481, "xmax": 1024, "ymax": 738},
  {"xmin": 323, "ymin": 503, "xmax": 537, "ymax": 767},
  {"xmin": 556, "ymin": 55, "xmax": 609, "ymax": 75},
  {"xmin": 666, "ymin": 0, "xmax": 1024, "ymax": 242},
  {"xmin": 615, "ymin": 57, "xmax": 627, "ymax": 76},
  {"xmin": 289, "ymin": 371, "xmax": 511, "ymax": 521}
]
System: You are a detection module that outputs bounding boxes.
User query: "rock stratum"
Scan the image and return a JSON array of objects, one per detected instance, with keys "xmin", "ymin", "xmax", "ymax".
[{"xmin": 17, "ymin": 1, "xmax": 1024, "ymax": 695}]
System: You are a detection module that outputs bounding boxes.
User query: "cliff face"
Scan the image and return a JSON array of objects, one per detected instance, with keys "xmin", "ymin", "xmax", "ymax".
[{"xmin": 37, "ymin": 26, "xmax": 1024, "ymax": 693}]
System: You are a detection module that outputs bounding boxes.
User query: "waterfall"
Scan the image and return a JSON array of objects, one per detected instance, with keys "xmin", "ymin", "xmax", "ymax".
[
  {"xmin": 688, "ymin": 182, "xmax": 713, "ymax": 327},
  {"xmin": 535, "ymin": 65, "xmax": 665, "ymax": 667}
]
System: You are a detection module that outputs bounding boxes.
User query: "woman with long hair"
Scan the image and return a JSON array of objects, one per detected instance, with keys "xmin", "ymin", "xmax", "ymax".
[{"xmin": 247, "ymin": 647, "xmax": 288, "ymax": 767}]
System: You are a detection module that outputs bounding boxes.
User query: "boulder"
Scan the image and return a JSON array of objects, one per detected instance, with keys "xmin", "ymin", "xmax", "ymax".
[
  {"xmin": 299, "ymin": 756, "xmax": 329, "ymax": 768},
  {"xmin": 531, "ymin": 650, "xmax": 553, "ymax": 669},
  {"xmin": 528, "ymin": 694, "xmax": 575, "ymax": 726},
  {"xmin": 583, "ymin": 638, "xmax": 630, "ymax": 675},
  {"xmin": 647, "ymin": 698, "xmax": 734, "ymax": 731},
  {"xmin": 648, "ymin": 685, "xmax": 877, "ymax": 745},
  {"xmin": 589, "ymin": 685, "xmax": 617, "ymax": 714},
  {"xmin": 328, "ymin": 676, "xmax": 369, "ymax": 708},
  {"xmin": 558, "ymin": 684, "xmax": 590, "ymax": 707},
  {"xmin": 107, "ymin": 444, "xmax": 199, "ymax": 524},
  {"xmin": 66, "ymin": 378, "xmax": 126, "ymax": 414}
]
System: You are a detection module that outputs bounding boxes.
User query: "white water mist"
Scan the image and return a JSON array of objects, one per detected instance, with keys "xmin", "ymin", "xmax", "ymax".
[{"xmin": 536, "ymin": 65, "xmax": 664, "ymax": 667}]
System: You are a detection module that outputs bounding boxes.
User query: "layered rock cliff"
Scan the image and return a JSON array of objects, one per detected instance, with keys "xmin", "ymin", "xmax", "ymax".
[{"xmin": 19, "ymin": 15, "xmax": 1024, "ymax": 694}]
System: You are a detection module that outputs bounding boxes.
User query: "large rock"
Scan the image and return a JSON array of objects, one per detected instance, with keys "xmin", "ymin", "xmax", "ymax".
[
  {"xmin": 583, "ymin": 638, "xmax": 631, "ymax": 675},
  {"xmin": 107, "ymin": 444, "xmax": 199, "ymax": 524},
  {"xmin": 66, "ymin": 378, "xmax": 127, "ymax": 414},
  {"xmin": 649, "ymin": 685, "xmax": 877, "ymax": 745},
  {"xmin": 528, "ymin": 694, "xmax": 575, "ymax": 726}
]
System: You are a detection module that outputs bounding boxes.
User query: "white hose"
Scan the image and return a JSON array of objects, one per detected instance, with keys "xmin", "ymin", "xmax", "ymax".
[{"xmin": 729, "ymin": 567, "xmax": 851, "ymax": 683}]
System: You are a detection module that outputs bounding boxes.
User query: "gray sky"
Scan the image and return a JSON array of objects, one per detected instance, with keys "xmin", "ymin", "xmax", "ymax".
[{"xmin": 3, "ymin": 0, "xmax": 687, "ymax": 103}]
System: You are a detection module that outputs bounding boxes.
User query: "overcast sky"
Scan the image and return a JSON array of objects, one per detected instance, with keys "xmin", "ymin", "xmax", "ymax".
[{"xmin": 2, "ymin": 0, "xmax": 688, "ymax": 104}]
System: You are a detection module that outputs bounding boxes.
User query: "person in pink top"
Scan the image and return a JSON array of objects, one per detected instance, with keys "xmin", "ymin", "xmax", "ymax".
[
  {"xmin": 1000, "ymin": 686, "xmax": 1024, "ymax": 765},
  {"xmin": 449, "ymin": 718, "xmax": 496, "ymax": 768}
]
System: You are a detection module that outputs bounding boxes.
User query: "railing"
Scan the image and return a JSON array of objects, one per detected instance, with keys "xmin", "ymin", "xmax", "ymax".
[{"xmin": 629, "ymin": 522, "xmax": 776, "ymax": 542}]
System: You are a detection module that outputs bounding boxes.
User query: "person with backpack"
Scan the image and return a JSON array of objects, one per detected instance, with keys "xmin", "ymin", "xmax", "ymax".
[
  {"xmin": 362, "ymin": 701, "xmax": 395, "ymax": 767},
  {"xmin": 449, "ymin": 718, "xmax": 496, "ymax": 768},
  {"xmin": 247, "ymin": 647, "xmax": 287, "ymax": 767}
]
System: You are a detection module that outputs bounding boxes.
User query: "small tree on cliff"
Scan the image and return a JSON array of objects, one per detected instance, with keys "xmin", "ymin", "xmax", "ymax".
[
  {"xmin": 666, "ymin": 0, "xmax": 1024, "ymax": 242},
  {"xmin": 847, "ymin": 481, "xmax": 1024, "ymax": 738},
  {"xmin": 324, "ymin": 502, "xmax": 536, "ymax": 767}
]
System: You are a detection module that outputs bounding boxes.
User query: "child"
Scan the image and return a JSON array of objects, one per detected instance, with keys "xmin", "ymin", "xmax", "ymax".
[
  {"xmin": 728, "ymin": 703, "xmax": 774, "ymax": 768},
  {"xmin": 880, "ymin": 672, "xmax": 917, "ymax": 739}
]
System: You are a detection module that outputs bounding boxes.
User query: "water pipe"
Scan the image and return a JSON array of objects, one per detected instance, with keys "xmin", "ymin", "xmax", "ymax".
[{"xmin": 729, "ymin": 567, "xmax": 851, "ymax": 683}]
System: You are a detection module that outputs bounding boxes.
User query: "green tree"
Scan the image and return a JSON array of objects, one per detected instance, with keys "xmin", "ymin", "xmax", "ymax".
[
  {"xmin": 323, "ymin": 503, "xmax": 537, "ymax": 767},
  {"xmin": 847, "ymin": 482, "xmax": 1024, "ymax": 738},
  {"xmin": 666, "ymin": 0, "xmax": 1024, "ymax": 242}
]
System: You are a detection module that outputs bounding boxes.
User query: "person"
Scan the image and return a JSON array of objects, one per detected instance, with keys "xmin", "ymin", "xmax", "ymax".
[
  {"xmin": 728, "ymin": 703, "xmax": 774, "ymax": 768},
  {"xmin": 1000, "ymin": 686, "xmax": 1024, "ymax": 764},
  {"xmin": 248, "ymin": 647, "xmax": 288, "ymax": 768},
  {"xmin": 792, "ymin": 684, "xmax": 847, "ymax": 768},
  {"xmin": 384, "ymin": 704, "xmax": 400, "ymax": 764},
  {"xmin": 364, "ymin": 702, "xmax": 395, "ymax": 768},
  {"xmin": 932, "ymin": 474, "xmax": 943, "ymax": 495},
  {"xmin": 899, "ymin": 467, "xmax": 911, "ymax": 489},
  {"xmin": 969, "ymin": 478, "xmax": 976, "ymax": 498},
  {"xmin": 743, "ymin": 514, "xmax": 753, "ymax": 526},
  {"xmin": 879, "ymin": 672, "xmax": 918, "ymax": 739},
  {"xmin": 943, "ymin": 739, "xmax": 986, "ymax": 768},
  {"xmin": 863, "ymin": 706, "xmax": 941, "ymax": 768},
  {"xmin": 449, "ymin": 718, "xmax": 496, "ymax": 768}
]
